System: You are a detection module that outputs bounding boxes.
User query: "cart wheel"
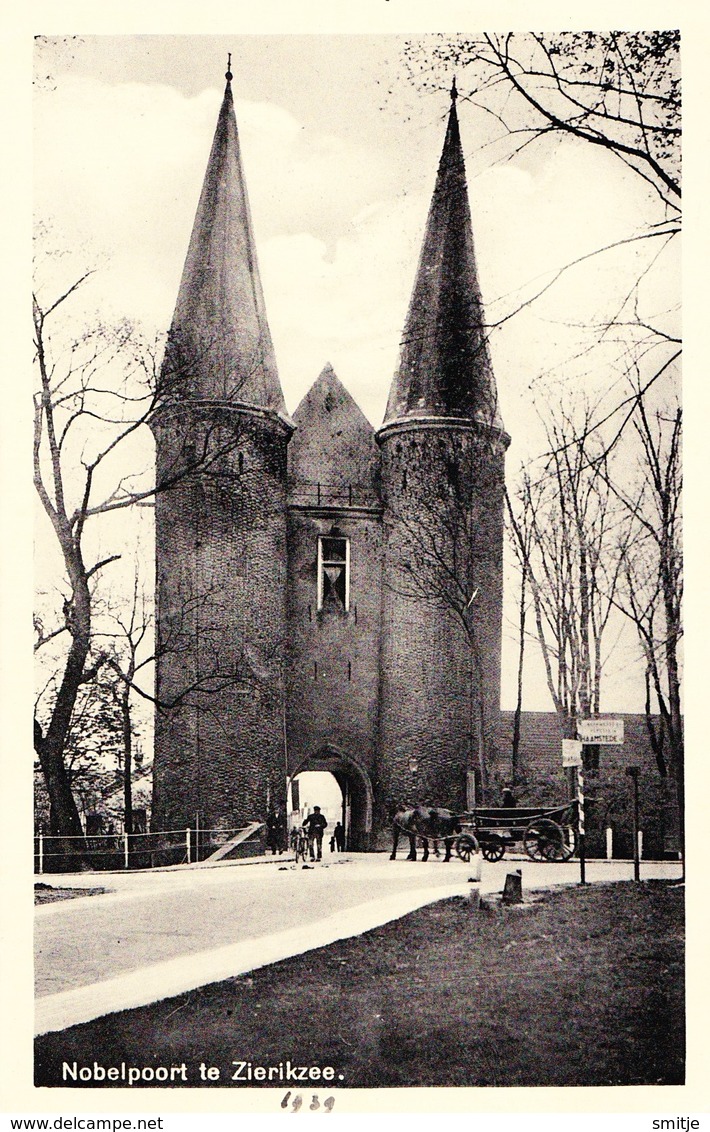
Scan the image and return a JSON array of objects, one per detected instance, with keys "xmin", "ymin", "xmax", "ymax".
[
  {"xmin": 481, "ymin": 836, "xmax": 505, "ymax": 862},
  {"xmin": 523, "ymin": 818, "xmax": 566, "ymax": 861},
  {"xmin": 559, "ymin": 823, "xmax": 578, "ymax": 861},
  {"xmin": 455, "ymin": 833, "xmax": 479, "ymax": 862}
]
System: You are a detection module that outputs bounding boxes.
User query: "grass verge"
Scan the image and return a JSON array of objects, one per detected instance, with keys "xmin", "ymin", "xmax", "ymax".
[
  {"xmin": 35, "ymin": 880, "xmax": 683, "ymax": 1087},
  {"xmin": 35, "ymin": 884, "xmax": 107, "ymax": 905}
]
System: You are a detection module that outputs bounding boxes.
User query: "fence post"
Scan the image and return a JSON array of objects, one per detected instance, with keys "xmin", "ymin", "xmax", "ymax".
[
  {"xmin": 186, "ymin": 828, "xmax": 192, "ymax": 865},
  {"xmin": 38, "ymin": 832, "xmax": 44, "ymax": 875},
  {"xmin": 605, "ymin": 826, "xmax": 613, "ymax": 860},
  {"xmin": 123, "ymin": 832, "xmax": 129, "ymax": 869},
  {"xmin": 626, "ymin": 766, "xmax": 641, "ymax": 883}
]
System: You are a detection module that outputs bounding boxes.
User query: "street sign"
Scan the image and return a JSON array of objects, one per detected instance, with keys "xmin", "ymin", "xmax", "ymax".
[
  {"xmin": 562, "ymin": 739, "xmax": 583, "ymax": 767},
  {"xmin": 578, "ymin": 718, "xmax": 624, "ymax": 745}
]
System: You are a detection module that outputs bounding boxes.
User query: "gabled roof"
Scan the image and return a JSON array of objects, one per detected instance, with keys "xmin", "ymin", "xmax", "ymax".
[
  {"xmin": 161, "ymin": 75, "xmax": 286, "ymax": 414},
  {"xmin": 288, "ymin": 364, "xmax": 380, "ymax": 501},
  {"xmin": 383, "ymin": 86, "xmax": 504, "ymax": 431}
]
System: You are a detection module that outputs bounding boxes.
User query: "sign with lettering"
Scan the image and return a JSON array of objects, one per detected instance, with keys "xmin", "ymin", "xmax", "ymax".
[
  {"xmin": 562, "ymin": 739, "xmax": 583, "ymax": 767},
  {"xmin": 577, "ymin": 718, "xmax": 624, "ymax": 745}
]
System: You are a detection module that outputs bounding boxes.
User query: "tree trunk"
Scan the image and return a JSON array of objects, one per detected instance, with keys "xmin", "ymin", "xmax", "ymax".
[
  {"xmin": 34, "ymin": 719, "xmax": 85, "ymax": 871},
  {"xmin": 33, "ymin": 553, "xmax": 93, "ymax": 869},
  {"xmin": 660, "ymin": 503, "xmax": 684, "ymax": 863},
  {"xmin": 511, "ymin": 565, "xmax": 527, "ymax": 784},
  {"xmin": 121, "ymin": 684, "xmax": 133, "ymax": 835}
]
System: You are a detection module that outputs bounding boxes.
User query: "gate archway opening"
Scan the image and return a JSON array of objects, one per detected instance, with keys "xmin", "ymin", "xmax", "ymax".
[
  {"xmin": 288, "ymin": 747, "xmax": 374, "ymax": 851},
  {"xmin": 289, "ymin": 771, "xmax": 342, "ymax": 851}
]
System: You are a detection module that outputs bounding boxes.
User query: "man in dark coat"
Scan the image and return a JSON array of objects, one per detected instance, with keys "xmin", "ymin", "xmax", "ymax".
[
  {"xmin": 266, "ymin": 807, "xmax": 281, "ymax": 854},
  {"xmin": 501, "ymin": 784, "xmax": 517, "ymax": 808},
  {"xmin": 303, "ymin": 806, "xmax": 328, "ymax": 861}
]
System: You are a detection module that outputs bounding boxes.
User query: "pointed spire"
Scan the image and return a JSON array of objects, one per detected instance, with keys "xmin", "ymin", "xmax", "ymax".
[
  {"xmin": 383, "ymin": 88, "xmax": 503, "ymax": 430},
  {"xmin": 161, "ymin": 66, "xmax": 286, "ymax": 414}
]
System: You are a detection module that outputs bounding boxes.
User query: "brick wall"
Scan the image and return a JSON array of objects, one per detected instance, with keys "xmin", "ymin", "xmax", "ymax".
[
  {"xmin": 285, "ymin": 506, "xmax": 383, "ymax": 785},
  {"xmin": 151, "ymin": 404, "xmax": 291, "ymax": 832},
  {"xmin": 377, "ymin": 420, "xmax": 507, "ymax": 821}
]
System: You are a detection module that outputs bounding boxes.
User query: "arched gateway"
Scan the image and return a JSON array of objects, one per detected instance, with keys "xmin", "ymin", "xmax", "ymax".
[{"xmin": 290, "ymin": 747, "xmax": 374, "ymax": 852}]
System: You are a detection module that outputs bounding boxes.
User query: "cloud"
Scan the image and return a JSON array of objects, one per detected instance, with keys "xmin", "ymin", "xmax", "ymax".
[
  {"xmin": 261, "ymin": 192, "xmax": 427, "ymax": 423},
  {"xmin": 34, "ymin": 70, "xmax": 676, "ymax": 435},
  {"xmin": 34, "ymin": 67, "xmax": 679, "ymax": 713}
]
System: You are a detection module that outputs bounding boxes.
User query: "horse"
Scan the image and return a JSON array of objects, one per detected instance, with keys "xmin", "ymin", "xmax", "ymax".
[{"xmin": 390, "ymin": 805, "xmax": 462, "ymax": 862}]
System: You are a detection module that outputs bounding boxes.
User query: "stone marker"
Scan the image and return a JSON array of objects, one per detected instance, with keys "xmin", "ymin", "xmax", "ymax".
[
  {"xmin": 502, "ymin": 869, "xmax": 523, "ymax": 905},
  {"xmin": 467, "ymin": 886, "xmax": 481, "ymax": 910}
]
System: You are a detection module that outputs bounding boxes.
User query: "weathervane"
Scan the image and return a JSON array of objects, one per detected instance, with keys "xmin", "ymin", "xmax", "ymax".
[{"xmin": 226, "ymin": 53, "xmax": 233, "ymax": 82}]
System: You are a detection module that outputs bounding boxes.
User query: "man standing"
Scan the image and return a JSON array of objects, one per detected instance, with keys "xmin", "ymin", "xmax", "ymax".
[
  {"xmin": 501, "ymin": 784, "xmax": 517, "ymax": 808},
  {"xmin": 303, "ymin": 806, "xmax": 328, "ymax": 861},
  {"xmin": 265, "ymin": 807, "xmax": 280, "ymax": 854}
]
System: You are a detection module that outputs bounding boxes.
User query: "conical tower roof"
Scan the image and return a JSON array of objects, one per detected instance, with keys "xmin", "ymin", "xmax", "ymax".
[
  {"xmin": 161, "ymin": 69, "xmax": 286, "ymax": 414},
  {"xmin": 383, "ymin": 84, "xmax": 503, "ymax": 430}
]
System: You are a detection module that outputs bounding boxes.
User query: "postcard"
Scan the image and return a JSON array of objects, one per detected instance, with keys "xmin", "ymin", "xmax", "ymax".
[{"xmin": 1, "ymin": 4, "xmax": 705, "ymax": 1124}]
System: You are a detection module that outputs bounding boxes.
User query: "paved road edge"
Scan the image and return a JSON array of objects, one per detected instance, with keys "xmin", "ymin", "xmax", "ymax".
[{"xmin": 35, "ymin": 880, "xmax": 472, "ymax": 1037}]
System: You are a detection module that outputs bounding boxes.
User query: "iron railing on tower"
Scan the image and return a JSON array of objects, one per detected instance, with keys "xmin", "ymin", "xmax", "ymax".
[{"xmin": 288, "ymin": 480, "xmax": 380, "ymax": 509}]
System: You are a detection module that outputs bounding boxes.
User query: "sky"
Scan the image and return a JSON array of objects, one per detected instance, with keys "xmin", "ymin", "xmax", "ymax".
[{"xmin": 32, "ymin": 33, "xmax": 681, "ymax": 714}]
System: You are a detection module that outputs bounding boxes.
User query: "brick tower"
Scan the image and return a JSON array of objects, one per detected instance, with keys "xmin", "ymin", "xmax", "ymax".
[
  {"xmin": 151, "ymin": 66, "xmax": 292, "ymax": 832},
  {"xmin": 376, "ymin": 82, "xmax": 510, "ymax": 816}
]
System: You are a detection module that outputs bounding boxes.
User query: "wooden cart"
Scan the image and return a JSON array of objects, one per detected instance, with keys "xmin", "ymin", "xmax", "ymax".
[{"xmin": 455, "ymin": 802, "xmax": 578, "ymax": 863}]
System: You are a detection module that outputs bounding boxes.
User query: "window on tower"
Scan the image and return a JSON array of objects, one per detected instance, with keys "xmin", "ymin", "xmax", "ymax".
[{"xmin": 317, "ymin": 535, "xmax": 350, "ymax": 612}]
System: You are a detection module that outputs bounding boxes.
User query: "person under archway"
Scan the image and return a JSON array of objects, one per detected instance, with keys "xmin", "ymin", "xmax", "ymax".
[{"xmin": 303, "ymin": 806, "xmax": 328, "ymax": 861}]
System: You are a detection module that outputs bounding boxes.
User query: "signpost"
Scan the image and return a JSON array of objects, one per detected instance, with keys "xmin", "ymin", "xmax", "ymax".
[
  {"xmin": 561, "ymin": 740, "xmax": 585, "ymax": 883},
  {"xmin": 564, "ymin": 721, "xmax": 629, "ymax": 885},
  {"xmin": 576, "ymin": 765, "xmax": 586, "ymax": 885},
  {"xmin": 577, "ymin": 718, "xmax": 624, "ymax": 745},
  {"xmin": 562, "ymin": 739, "xmax": 583, "ymax": 767}
]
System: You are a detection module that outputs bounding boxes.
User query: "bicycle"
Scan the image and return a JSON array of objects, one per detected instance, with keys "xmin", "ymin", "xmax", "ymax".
[{"xmin": 291, "ymin": 826, "xmax": 310, "ymax": 864}]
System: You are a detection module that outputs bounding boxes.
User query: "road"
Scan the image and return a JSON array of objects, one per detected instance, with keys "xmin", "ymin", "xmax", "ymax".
[{"xmin": 35, "ymin": 851, "xmax": 681, "ymax": 1035}]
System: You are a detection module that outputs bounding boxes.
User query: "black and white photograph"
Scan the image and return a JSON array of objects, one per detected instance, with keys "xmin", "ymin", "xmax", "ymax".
[{"xmin": 4, "ymin": 13, "xmax": 698, "ymax": 1115}]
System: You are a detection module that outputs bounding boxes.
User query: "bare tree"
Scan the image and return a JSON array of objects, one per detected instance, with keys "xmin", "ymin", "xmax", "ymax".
[
  {"xmin": 504, "ymin": 487, "xmax": 534, "ymax": 784},
  {"xmin": 506, "ymin": 402, "xmax": 623, "ymax": 744},
  {"xmin": 34, "ymin": 670, "xmax": 124, "ymax": 831},
  {"xmin": 101, "ymin": 560, "xmax": 278, "ymax": 835},
  {"xmin": 33, "ymin": 265, "xmax": 258, "ymax": 861},
  {"xmin": 403, "ymin": 32, "xmax": 680, "ymax": 206},
  {"xmin": 602, "ymin": 380, "xmax": 683, "ymax": 849},
  {"xmin": 99, "ymin": 571, "xmax": 153, "ymax": 836},
  {"xmin": 33, "ymin": 278, "xmax": 136, "ymax": 859},
  {"xmin": 402, "ymin": 31, "xmax": 681, "ymax": 439}
]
